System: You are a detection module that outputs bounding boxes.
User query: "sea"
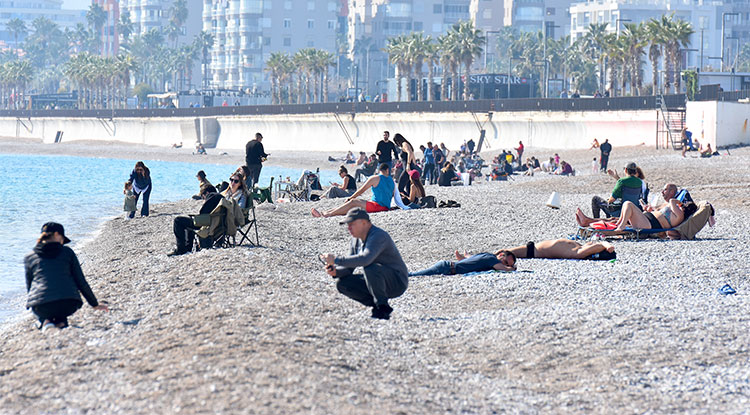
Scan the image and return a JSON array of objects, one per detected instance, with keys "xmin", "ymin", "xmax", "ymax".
[{"xmin": 0, "ymin": 153, "xmax": 338, "ymax": 325}]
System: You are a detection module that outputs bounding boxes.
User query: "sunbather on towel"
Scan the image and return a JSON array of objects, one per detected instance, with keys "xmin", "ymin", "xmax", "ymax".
[
  {"xmin": 502, "ymin": 239, "xmax": 617, "ymax": 261},
  {"xmin": 409, "ymin": 250, "xmax": 517, "ymax": 276}
]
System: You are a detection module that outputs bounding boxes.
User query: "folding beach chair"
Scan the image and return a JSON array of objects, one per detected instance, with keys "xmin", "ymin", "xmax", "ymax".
[
  {"xmin": 252, "ymin": 176, "xmax": 274, "ymax": 205},
  {"xmin": 236, "ymin": 197, "xmax": 260, "ymax": 247},
  {"xmin": 192, "ymin": 206, "xmax": 233, "ymax": 249}
]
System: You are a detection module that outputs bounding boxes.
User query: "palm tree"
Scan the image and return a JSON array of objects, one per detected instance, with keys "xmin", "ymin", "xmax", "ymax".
[
  {"xmin": 666, "ymin": 18, "xmax": 694, "ymax": 94},
  {"xmin": 582, "ymin": 23, "xmax": 609, "ymax": 92},
  {"xmin": 645, "ymin": 17, "xmax": 668, "ymax": 95},
  {"xmin": 438, "ymin": 33, "xmax": 458, "ymax": 101},
  {"xmin": 424, "ymin": 39, "xmax": 439, "ymax": 101},
  {"xmin": 194, "ymin": 31, "xmax": 214, "ymax": 89},
  {"xmin": 407, "ymin": 32, "xmax": 430, "ymax": 101},
  {"xmin": 620, "ymin": 23, "xmax": 647, "ymax": 95},
  {"xmin": 168, "ymin": 0, "xmax": 189, "ymax": 48},
  {"xmin": 118, "ymin": 10, "xmax": 134, "ymax": 46},
  {"xmin": 603, "ymin": 34, "xmax": 624, "ymax": 96},
  {"xmin": 86, "ymin": 4, "xmax": 106, "ymax": 54},
  {"xmin": 6, "ymin": 18, "xmax": 27, "ymax": 53},
  {"xmin": 450, "ymin": 21, "xmax": 485, "ymax": 100},
  {"xmin": 116, "ymin": 54, "xmax": 138, "ymax": 107},
  {"xmin": 385, "ymin": 35, "xmax": 410, "ymax": 101},
  {"xmin": 266, "ymin": 52, "xmax": 288, "ymax": 104},
  {"xmin": 316, "ymin": 49, "xmax": 336, "ymax": 103}
]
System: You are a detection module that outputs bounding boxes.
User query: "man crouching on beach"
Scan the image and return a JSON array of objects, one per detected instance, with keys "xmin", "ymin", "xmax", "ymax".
[{"xmin": 320, "ymin": 207, "xmax": 408, "ymax": 320}]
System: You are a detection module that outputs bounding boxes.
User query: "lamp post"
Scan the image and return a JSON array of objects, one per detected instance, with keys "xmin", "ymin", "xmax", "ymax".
[
  {"xmin": 700, "ymin": 28, "xmax": 704, "ymax": 71},
  {"xmin": 725, "ymin": 36, "xmax": 740, "ymax": 69},
  {"xmin": 721, "ymin": 12, "xmax": 739, "ymax": 71},
  {"xmin": 507, "ymin": 56, "xmax": 521, "ymax": 98},
  {"xmin": 353, "ymin": 63, "xmax": 359, "ymax": 100},
  {"xmin": 483, "ymin": 30, "xmax": 501, "ymax": 71},
  {"xmin": 615, "ymin": 17, "xmax": 631, "ymax": 37},
  {"xmin": 542, "ymin": 21, "xmax": 560, "ymax": 98}
]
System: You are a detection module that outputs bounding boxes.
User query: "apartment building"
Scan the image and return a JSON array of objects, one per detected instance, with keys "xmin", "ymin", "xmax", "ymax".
[
  {"xmin": 120, "ymin": 0, "xmax": 202, "ymax": 44},
  {"xmin": 569, "ymin": 0, "xmax": 720, "ymax": 72},
  {"xmin": 203, "ymin": 0, "xmax": 342, "ymax": 90},
  {"xmin": 94, "ymin": 0, "xmax": 119, "ymax": 57},
  {"xmin": 503, "ymin": 0, "xmax": 573, "ymax": 39},
  {"xmin": 0, "ymin": 0, "xmax": 84, "ymax": 44}
]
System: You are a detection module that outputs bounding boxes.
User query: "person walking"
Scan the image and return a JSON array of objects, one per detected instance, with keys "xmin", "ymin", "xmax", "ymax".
[
  {"xmin": 245, "ymin": 132, "xmax": 269, "ymax": 187},
  {"xmin": 422, "ymin": 141, "xmax": 435, "ymax": 185},
  {"xmin": 599, "ymin": 139, "xmax": 612, "ymax": 172},
  {"xmin": 128, "ymin": 161, "xmax": 152, "ymax": 218},
  {"xmin": 320, "ymin": 207, "xmax": 409, "ymax": 320},
  {"xmin": 25, "ymin": 223, "xmax": 109, "ymax": 331},
  {"xmin": 375, "ymin": 131, "xmax": 398, "ymax": 171}
]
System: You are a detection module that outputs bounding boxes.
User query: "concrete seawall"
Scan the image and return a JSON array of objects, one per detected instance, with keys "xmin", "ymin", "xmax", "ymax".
[{"xmin": 0, "ymin": 110, "xmax": 660, "ymax": 152}]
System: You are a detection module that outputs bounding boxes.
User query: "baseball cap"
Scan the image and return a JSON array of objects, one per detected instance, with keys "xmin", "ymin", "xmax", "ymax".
[
  {"xmin": 625, "ymin": 162, "xmax": 637, "ymax": 171},
  {"xmin": 339, "ymin": 207, "xmax": 370, "ymax": 224},
  {"xmin": 41, "ymin": 222, "xmax": 71, "ymax": 244}
]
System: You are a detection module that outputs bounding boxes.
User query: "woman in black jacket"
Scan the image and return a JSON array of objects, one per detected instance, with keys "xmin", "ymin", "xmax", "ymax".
[
  {"xmin": 128, "ymin": 161, "xmax": 152, "ymax": 218},
  {"xmin": 24, "ymin": 222, "xmax": 108, "ymax": 331}
]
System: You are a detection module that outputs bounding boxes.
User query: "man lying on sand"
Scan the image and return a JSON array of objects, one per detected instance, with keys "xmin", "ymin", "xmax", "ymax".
[{"xmin": 410, "ymin": 239, "xmax": 616, "ymax": 276}]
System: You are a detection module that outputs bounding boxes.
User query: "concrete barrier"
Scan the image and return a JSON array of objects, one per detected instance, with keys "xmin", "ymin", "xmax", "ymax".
[
  {"xmin": 0, "ymin": 109, "xmax": 660, "ymax": 152},
  {"xmin": 686, "ymin": 101, "xmax": 750, "ymax": 149}
]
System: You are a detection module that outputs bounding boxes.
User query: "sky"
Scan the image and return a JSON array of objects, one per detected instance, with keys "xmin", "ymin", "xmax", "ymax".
[{"xmin": 63, "ymin": 0, "xmax": 91, "ymax": 11}]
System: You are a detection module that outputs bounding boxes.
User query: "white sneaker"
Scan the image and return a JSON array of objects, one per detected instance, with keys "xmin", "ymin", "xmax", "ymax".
[{"xmin": 41, "ymin": 322, "xmax": 56, "ymax": 332}]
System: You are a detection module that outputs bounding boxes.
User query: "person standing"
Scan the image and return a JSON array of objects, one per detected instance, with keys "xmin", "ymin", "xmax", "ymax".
[
  {"xmin": 432, "ymin": 144, "xmax": 445, "ymax": 185},
  {"xmin": 375, "ymin": 131, "xmax": 398, "ymax": 171},
  {"xmin": 422, "ymin": 141, "xmax": 435, "ymax": 185},
  {"xmin": 25, "ymin": 223, "xmax": 109, "ymax": 331},
  {"xmin": 320, "ymin": 207, "xmax": 409, "ymax": 320},
  {"xmin": 128, "ymin": 161, "xmax": 152, "ymax": 218},
  {"xmin": 515, "ymin": 140, "xmax": 524, "ymax": 161},
  {"xmin": 245, "ymin": 132, "xmax": 268, "ymax": 187},
  {"xmin": 599, "ymin": 139, "xmax": 612, "ymax": 172}
]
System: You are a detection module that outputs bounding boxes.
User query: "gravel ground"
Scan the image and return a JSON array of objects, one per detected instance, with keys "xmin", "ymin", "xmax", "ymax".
[{"xmin": 1, "ymin": 143, "xmax": 749, "ymax": 414}]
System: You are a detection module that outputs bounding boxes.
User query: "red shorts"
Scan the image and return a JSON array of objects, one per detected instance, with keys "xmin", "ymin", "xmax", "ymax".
[{"xmin": 365, "ymin": 201, "xmax": 389, "ymax": 213}]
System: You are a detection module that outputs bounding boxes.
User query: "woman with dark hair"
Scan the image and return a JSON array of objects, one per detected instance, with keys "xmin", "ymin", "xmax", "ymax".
[
  {"xmin": 25, "ymin": 222, "xmax": 109, "ymax": 331},
  {"xmin": 402, "ymin": 170, "xmax": 426, "ymax": 208},
  {"xmin": 438, "ymin": 162, "xmax": 459, "ymax": 186},
  {"xmin": 222, "ymin": 172, "xmax": 249, "ymax": 208},
  {"xmin": 128, "ymin": 161, "xmax": 152, "ymax": 218},
  {"xmin": 392, "ymin": 133, "xmax": 420, "ymax": 195},
  {"xmin": 323, "ymin": 166, "xmax": 357, "ymax": 198}
]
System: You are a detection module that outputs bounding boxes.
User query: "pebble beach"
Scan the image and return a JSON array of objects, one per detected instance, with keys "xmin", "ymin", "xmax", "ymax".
[{"xmin": 1, "ymin": 139, "xmax": 749, "ymax": 414}]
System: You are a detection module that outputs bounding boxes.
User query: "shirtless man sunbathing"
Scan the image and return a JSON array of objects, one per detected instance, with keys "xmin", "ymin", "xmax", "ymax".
[
  {"xmin": 502, "ymin": 239, "xmax": 616, "ymax": 261},
  {"xmin": 409, "ymin": 239, "xmax": 616, "ymax": 276}
]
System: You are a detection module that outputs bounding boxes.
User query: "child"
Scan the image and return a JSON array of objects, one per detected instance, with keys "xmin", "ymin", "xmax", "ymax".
[
  {"xmin": 123, "ymin": 181, "xmax": 136, "ymax": 218},
  {"xmin": 591, "ymin": 157, "xmax": 598, "ymax": 174}
]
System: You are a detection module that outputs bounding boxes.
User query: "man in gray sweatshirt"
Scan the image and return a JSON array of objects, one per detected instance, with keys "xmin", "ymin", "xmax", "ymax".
[{"xmin": 321, "ymin": 207, "xmax": 408, "ymax": 320}]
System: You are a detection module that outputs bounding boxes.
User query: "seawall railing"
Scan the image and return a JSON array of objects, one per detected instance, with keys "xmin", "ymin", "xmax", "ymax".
[{"xmin": 0, "ymin": 94, "xmax": 689, "ymax": 119}]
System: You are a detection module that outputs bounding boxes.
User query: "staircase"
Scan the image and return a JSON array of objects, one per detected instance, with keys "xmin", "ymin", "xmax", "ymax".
[{"xmin": 656, "ymin": 95, "xmax": 686, "ymax": 150}]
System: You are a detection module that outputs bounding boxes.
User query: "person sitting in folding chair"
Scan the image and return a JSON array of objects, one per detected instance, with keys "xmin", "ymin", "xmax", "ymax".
[
  {"xmin": 576, "ymin": 197, "xmax": 697, "ymax": 232},
  {"xmin": 169, "ymin": 193, "xmax": 223, "ymax": 256},
  {"xmin": 577, "ymin": 183, "xmax": 679, "ymax": 228},
  {"xmin": 590, "ymin": 162, "xmax": 644, "ymax": 218}
]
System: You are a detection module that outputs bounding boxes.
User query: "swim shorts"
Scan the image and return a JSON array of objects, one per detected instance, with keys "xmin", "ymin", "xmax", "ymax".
[
  {"xmin": 587, "ymin": 250, "xmax": 617, "ymax": 261},
  {"xmin": 365, "ymin": 201, "xmax": 389, "ymax": 213},
  {"xmin": 526, "ymin": 241, "xmax": 535, "ymax": 258}
]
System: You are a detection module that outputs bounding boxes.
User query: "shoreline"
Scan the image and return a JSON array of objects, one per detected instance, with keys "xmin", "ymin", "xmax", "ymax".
[{"xmin": 1, "ymin": 143, "xmax": 749, "ymax": 413}]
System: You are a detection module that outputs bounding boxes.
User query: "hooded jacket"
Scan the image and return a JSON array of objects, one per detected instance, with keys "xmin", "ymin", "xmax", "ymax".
[{"xmin": 24, "ymin": 242, "xmax": 98, "ymax": 308}]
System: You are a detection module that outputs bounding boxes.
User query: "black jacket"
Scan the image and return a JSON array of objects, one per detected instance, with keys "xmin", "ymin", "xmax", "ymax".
[
  {"xmin": 24, "ymin": 242, "xmax": 98, "ymax": 308},
  {"xmin": 245, "ymin": 139, "xmax": 268, "ymax": 165}
]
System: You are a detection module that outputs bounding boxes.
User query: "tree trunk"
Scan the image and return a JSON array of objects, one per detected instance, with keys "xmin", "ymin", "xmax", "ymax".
[
  {"xmin": 451, "ymin": 64, "xmax": 459, "ymax": 101},
  {"xmin": 463, "ymin": 60, "xmax": 471, "ymax": 101},
  {"xmin": 427, "ymin": 63, "xmax": 434, "ymax": 101},
  {"xmin": 441, "ymin": 65, "xmax": 448, "ymax": 101},
  {"xmin": 323, "ymin": 72, "xmax": 329, "ymax": 103},
  {"xmin": 396, "ymin": 66, "xmax": 402, "ymax": 102}
]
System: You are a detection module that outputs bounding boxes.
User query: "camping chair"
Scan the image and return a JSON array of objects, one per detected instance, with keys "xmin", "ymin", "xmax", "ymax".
[
  {"xmin": 191, "ymin": 205, "xmax": 233, "ymax": 250},
  {"xmin": 252, "ymin": 176, "xmax": 274, "ymax": 205},
  {"xmin": 602, "ymin": 185, "xmax": 644, "ymax": 218},
  {"xmin": 236, "ymin": 197, "xmax": 260, "ymax": 247}
]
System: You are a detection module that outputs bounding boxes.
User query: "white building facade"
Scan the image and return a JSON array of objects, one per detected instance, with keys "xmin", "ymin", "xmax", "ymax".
[{"xmin": 0, "ymin": 0, "xmax": 85, "ymax": 44}]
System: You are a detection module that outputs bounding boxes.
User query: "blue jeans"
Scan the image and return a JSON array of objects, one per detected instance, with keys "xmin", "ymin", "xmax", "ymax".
[
  {"xmin": 130, "ymin": 186, "xmax": 151, "ymax": 217},
  {"xmin": 423, "ymin": 163, "xmax": 435, "ymax": 184},
  {"xmin": 409, "ymin": 260, "xmax": 452, "ymax": 276}
]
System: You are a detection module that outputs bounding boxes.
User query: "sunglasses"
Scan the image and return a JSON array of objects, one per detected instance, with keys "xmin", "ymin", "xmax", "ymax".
[{"xmin": 230, "ymin": 178, "xmax": 240, "ymax": 183}]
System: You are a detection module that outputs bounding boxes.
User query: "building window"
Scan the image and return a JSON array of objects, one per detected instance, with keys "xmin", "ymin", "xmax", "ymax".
[
  {"xmin": 307, "ymin": 19, "xmax": 314, "ymax": 29},
  {"xmin": 283, "ymin": 37, "xmax": 291, "ymax": 46},
  {"xmin": 547, "ymin": 7, "xmax": 555, "ymax": 16},
  {"xmin": 433, "ymin": 4, "xmax": 442, "ymax": 13},
  {"xmin": 263, "ymin": 36, "xmax": 270, "ymax": 46},
  {"xmin": 327, "ymin": 20, "xmax": 335, "ymax": 29},
  {"xmin": 283, "ymin": 18, "xmax": 291, "ymax": 28}
]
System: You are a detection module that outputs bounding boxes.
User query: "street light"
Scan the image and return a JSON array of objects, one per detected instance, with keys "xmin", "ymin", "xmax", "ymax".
[
  {"xmin": 725, "ymin": 36, "xmax": 740, "ymax": 69},
  {"xmin": 721, "ymin": 12, "xmax": 739, "ymax": 71},
  {"xmin": 483, "ymin": 30, "xmax": 501, "ymax": 71},
  {"xmin": 616, "ymin": 18, "xmax": 631, "ymax": 37},
  {"xmin": 542, "ymin": 21, "xmax": 560, "ymax": 98}
]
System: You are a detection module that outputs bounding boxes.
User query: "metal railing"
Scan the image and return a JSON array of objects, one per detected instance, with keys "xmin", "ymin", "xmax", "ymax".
[{"xmin": 0, "ymin": 94, "xmax": 691, "ymax": 119}]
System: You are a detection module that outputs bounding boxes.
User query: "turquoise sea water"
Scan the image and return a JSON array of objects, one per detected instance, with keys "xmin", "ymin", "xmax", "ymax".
[{"xmin": 0, "ymin": 153, "xmax": 337, "ymax": 323}]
